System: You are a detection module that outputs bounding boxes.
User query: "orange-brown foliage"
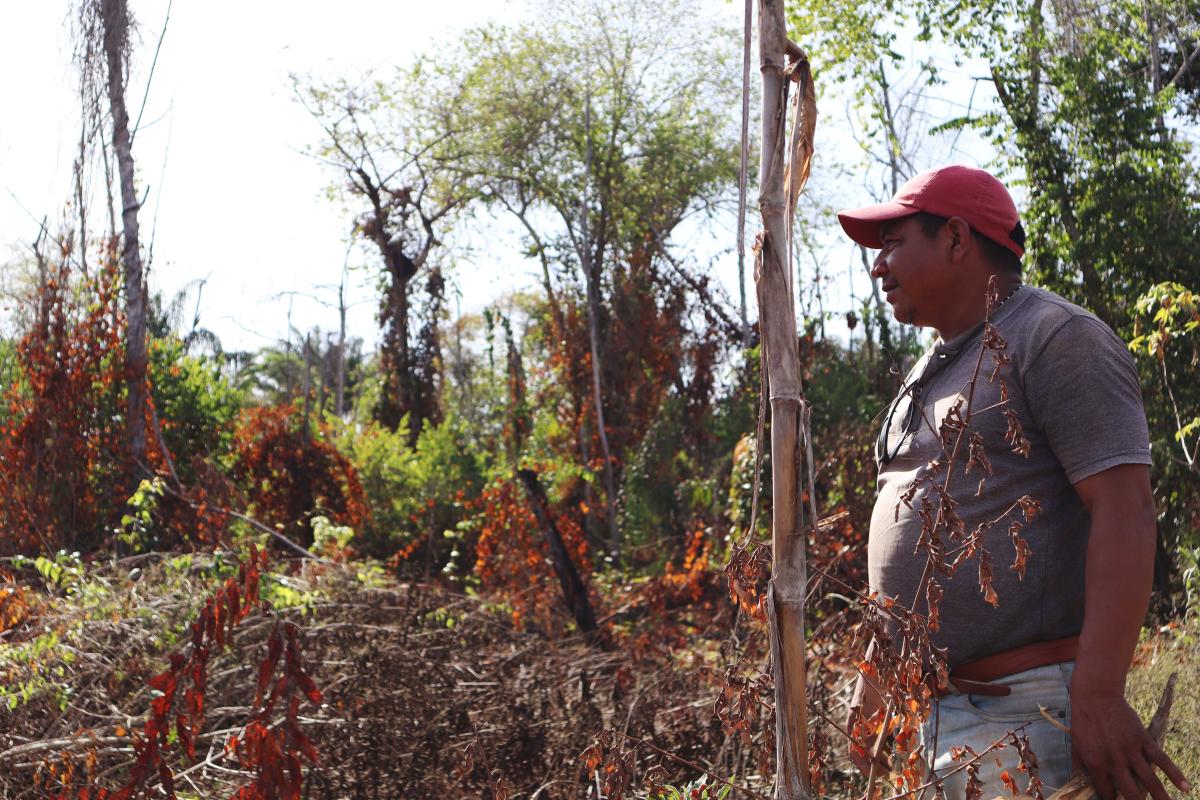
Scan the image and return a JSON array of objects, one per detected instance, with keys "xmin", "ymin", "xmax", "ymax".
[
  {"xmin": 471, "ymin": 478, "xmax": 591, "ymax": 632},
  {"xmin": 0, "ymin": 569, "xmax": 32, "ymax": 635},
  {"xmin": 0, "ymin": 249, "xmax": 142, "ymax": 554},
  {"xmin": 230, "ymin": 405, "xmax": 368, "ymax": 547}
]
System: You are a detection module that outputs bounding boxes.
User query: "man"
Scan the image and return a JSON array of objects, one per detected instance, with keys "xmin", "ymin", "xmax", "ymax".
[{"xmin": 836, "ymin": 165, "xmax": 1190, "ymax": 799}]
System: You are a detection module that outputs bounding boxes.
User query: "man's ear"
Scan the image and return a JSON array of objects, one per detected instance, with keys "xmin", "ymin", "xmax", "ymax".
[{"xmin": 945, "ymin": 216, "xmax": 973, "ymax": 262}]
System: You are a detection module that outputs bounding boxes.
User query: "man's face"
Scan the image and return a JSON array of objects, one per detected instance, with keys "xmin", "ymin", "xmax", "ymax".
[{"xmin": 871, "ymin": 216, "xmax": 957, "ymax": 328}]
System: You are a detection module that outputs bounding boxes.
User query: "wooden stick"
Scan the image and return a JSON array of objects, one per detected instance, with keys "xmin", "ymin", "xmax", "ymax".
[{"xmin": 755, "ymin": 1, "xmax": 818, "ymax": 797}]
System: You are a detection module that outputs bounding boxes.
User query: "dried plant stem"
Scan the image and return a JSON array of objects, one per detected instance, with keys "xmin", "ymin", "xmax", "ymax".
[
  {"xmin": 754, "ymin": 1, "xmax": 818, "ymax": 797},
  {"xmin": 877, "ymin": 722, "xmax": 1030, "ymax": 800},
  {"xmin": 864, "ymin": 279, "xmax": 1003, "ymax": 800}
]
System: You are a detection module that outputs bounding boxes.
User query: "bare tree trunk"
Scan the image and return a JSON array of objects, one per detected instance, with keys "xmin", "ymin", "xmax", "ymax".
[
  {"xmin": 302, "ymin": 331, "xmax": 313, "ymax": 438},
  {"xmin": 74, "ymin": 127, "xmax": 90, "ymax": 279},
  {"xmin": 877, "ymin": 59, "xmax": 907, "ymax": 193},
  {"xmin": 284, "ymin": 300, "xmax": 296, "ymax": 400},
  {"xmin": 754, "ymin": 2, "xmax": 815, "ymax": 797},
  {"xmin": 101, "ymin": 0, "xmax": 148, "ymax": 472},
  {"xmin": 335, "ymin": 264, "xmax": 347, "ymax": 419},
  {"xmin": 378, "ymin": 271, "xmax": 413, "ymax": 432},
  {"xmin": 580, "ymin": 92, "xmax": 620, "ymax": 559}
]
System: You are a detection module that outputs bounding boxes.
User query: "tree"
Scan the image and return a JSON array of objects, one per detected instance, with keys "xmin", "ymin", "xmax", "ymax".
[
  {"xmin": 298, "ymin": 73, "xmax": 477, "ymax": 441},
  {"xmin": 791, "ymin": 0, "xmax": 1200, "ymax": 331},
  {"xmin": 302, "ymin": 0, "xmax": 742, "ymax": 559},
  {"xmin": 448, "ymin": 0, "xmax": 742, "ymax": 556},
  {"xmin": 75, "ymin": 0, "xmax": 151, "ymax": 473},
  {"xmin": 234, "ymin": 331, "xmax": 364, "ymax": 418},
  {"xmin": 972, "ymin": 0, "xmax": 1200, "ymax": 331}
]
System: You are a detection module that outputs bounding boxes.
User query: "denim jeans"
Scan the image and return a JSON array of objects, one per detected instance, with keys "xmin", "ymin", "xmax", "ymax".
[{"xmin": 920, "ymin": 662, "xmax": 1075, "ymax": 798}]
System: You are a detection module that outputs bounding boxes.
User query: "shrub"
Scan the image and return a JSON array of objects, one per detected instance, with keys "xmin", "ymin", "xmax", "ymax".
[
  {"xmin": 467, "ymin": 475, "xmax": 591, "ymax": 632},
  {"xmin": 335, "ymin": 413, "xmax": 487, "ymax": 565},
  {"xmin": 0, "ymin": 253, "xmax": 132, "ymax": 554},
  {"xmin": 149, "ymin": 337, "xmax": 244, "ymax": 481},
  {"xmin": 230, "ymin": 404, "xmax": 368, "ymax": 548}
]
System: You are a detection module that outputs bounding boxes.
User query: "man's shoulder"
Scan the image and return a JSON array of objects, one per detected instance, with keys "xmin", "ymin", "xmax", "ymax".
[
  {"xmin": 1011, "ymin": 286, "xmax": 1097, "ymax": 325},
  {"xmin": 1005, "ymin": 287, "xmax": 1116, "ymax": 353}
]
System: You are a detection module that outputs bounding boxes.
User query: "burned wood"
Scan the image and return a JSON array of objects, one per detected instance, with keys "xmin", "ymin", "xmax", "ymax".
[{"xmin": 517, "ymin": 468, "xmax": 600, "ymax": 639}]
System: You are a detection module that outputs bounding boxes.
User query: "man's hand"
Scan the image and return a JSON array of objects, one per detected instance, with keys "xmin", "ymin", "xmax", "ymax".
[
  {"xmin": 1071, "ymin": 465, "xmax": 1191, "ymax": 799},
  {"xmin": 1069, "ymin": 680, "xmax": 1189, "ymax": 800}
]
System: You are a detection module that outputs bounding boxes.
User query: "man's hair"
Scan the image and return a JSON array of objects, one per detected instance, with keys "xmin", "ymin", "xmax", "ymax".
[{"xmin": 912, "ymin": 211, "xmax": 1024, "ymax": 276}]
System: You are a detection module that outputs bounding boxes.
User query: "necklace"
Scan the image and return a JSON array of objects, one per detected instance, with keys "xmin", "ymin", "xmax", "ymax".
[
  {"xmin": 880, "ymin": 282, "xmax": 1024, "ymax": 464},
  {"xmin": 990, "ymin": 282, "xmax": 1023, "ymax": 316}
]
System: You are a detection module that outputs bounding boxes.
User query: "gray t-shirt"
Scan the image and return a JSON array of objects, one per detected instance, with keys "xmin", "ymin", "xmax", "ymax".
[{"xmin": 869, "ymin": 286, "xmax": 1151, "ymax": 667}]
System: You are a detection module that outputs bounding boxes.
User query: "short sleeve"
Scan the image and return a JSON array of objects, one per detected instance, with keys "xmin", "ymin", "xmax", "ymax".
[{"xmin": 1021, "ymin": 315, "xmax": 1151, "ymax": 484}]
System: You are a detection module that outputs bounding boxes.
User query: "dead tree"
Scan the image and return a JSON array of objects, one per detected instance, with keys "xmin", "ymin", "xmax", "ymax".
[
  {"xmin": 104, "ymin": 0, "xmax": 148, "ymax": 470},
  {"xmin": 298, "ymin": 82, "xmax": 470, "ymax": 441},
  {"xmin": 518, "ymin": 468, "xmax": 599, "ymax": 638},
  {"xmin": 75, "ymin": 0, "xmax": 149, "ymax": 473}
]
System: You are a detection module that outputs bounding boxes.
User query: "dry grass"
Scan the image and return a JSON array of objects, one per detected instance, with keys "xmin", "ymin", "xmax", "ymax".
[
  {"xmin": 1128, "ymin": 617, "xmax": 1200, "ymax": 800},
  {"xmin": 0, "ymin": 554, "xmax": 769, "ymax": 799},
  {"xmin": 1, "ymin": 551, "xmax": 1193, "ymax": 800}
]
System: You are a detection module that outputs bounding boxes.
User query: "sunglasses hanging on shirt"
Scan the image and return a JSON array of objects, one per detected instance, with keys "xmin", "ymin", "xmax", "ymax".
[{"xmin": 875, "ymin": 346, "xmax": 970, "ymax": 466}]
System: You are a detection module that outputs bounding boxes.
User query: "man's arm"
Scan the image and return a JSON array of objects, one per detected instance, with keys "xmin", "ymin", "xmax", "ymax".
[{"xmin": 1070, "ymin": 463, "xmax": 1190, "ymax": 800}]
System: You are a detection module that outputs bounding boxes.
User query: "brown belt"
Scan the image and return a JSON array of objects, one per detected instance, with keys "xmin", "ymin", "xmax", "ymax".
[{"xmin": 943, "ymin": 635, "xmax": 1080, "ymax": 697}]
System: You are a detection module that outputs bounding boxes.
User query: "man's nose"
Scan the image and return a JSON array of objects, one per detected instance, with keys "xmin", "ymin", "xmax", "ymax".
[{"xmin": 871, "ymin": 251, "xmax": 888, "ymax": 279}]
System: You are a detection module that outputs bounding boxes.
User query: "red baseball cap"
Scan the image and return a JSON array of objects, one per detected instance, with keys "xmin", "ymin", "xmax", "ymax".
[{"xmin": 837, "ymin": 165, "xmax": 1024, "ymax": 258}]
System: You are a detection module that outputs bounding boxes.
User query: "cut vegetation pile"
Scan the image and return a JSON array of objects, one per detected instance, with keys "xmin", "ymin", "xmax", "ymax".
[
  {"xmin": 0, "ymin": 554, "xmax": 770, "ymax": 799},
  {"xmin": 0, "ymin": 552, "xmax": 1195, "ymax": 799}
]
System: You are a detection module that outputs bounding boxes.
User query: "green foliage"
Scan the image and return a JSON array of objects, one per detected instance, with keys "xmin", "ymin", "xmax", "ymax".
[
  {"xmin": 149, "ymin": 337, "xmax": 244, "ymax": 478},
  {"xmin": 453, "ymin": 0, "xmax": 740, "ymax": 267},
  {"xmin": 0, "ymin": 553, "xmax": 235, "ymax": 715},
  {"xmin": 233, "ymin": 331, "xmax": 365, "ymax": 416},
  {"xmin": 789, "ymin": 0, "xmax": 904, "ymax": 86},
  {"xmin": 260, "ymin": 572, "xmax": 318, "ymax": 614},
  {"xmin": 619, "ymin": 396, "xmax": 691, "ymax": 559},
  {"xmin": 645, "ymin": 780, "xmax": 732, "ymax": 800},
  {"xmin": 1130, "ymin": 283, "xmax": 1200, "ymax": 359},
  {"xmin": 1129, "ymin": 282, "xmax": 1200, "ymax": 571},
  {"xmin": 1180, "ymin": 544, "xmax": 1200, "ymax": 618},
  {"xmin": 442, "ymin": 311, "xmax": 510, "ymax": 450},
  {"xmin": 726, "ymin": 432, "xmax": 768, "ymax": 539},
  {"xmin": 335, "ymin": 413, "xmax": 488, "ymax": 563},
  {"xmin": 1012, "ymin": 44, "xmax": 1200, "ymax": 329},
  {"xmin": 0, "ymin": 626, "xmax": 71, "ymax": 712},
  {"xmin": 118, "ymin": 477, "xmax": 166, "ymax": 553},
  {"xmin": 805, "ymin": 343, "xmax": 896, "ymax": 430},
  {"xmin": 311, "ymin": 514, "xmax": 356, "ymax": 557},
  {"xmin": 11, "ymin": 550, "xmax": 84, "ymax": 596}
]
